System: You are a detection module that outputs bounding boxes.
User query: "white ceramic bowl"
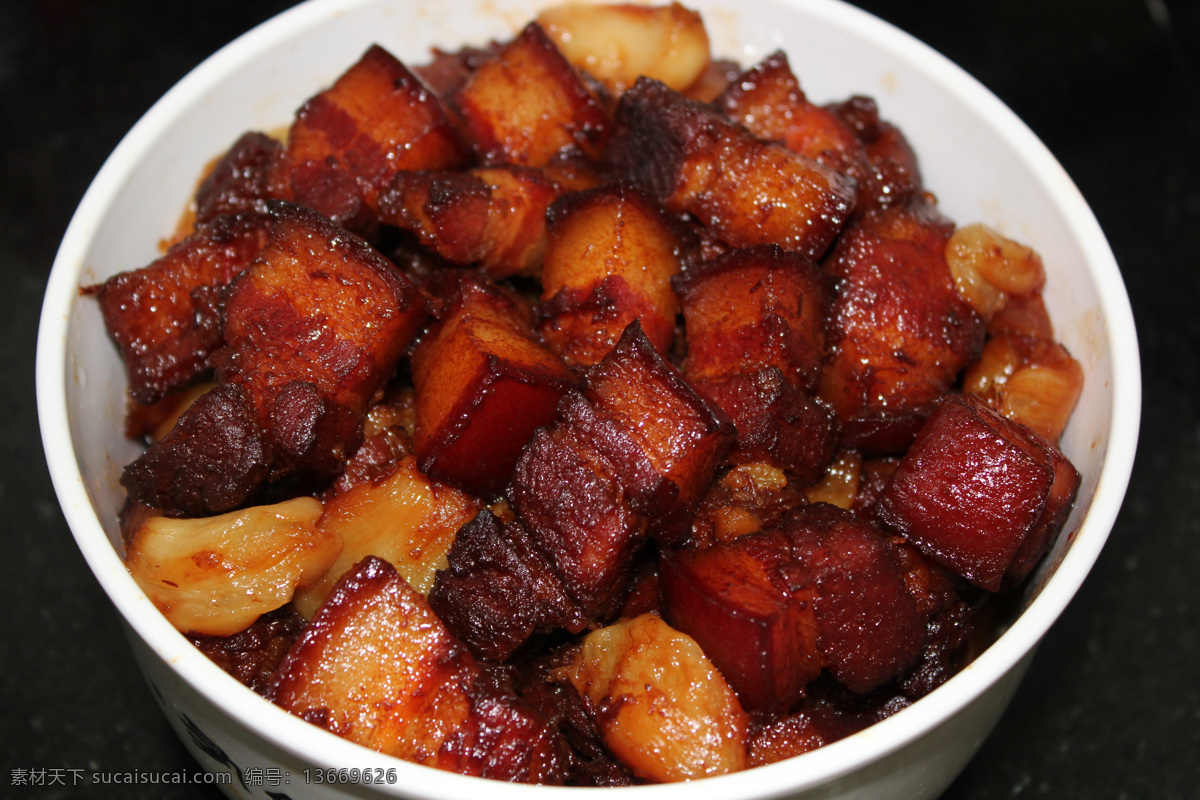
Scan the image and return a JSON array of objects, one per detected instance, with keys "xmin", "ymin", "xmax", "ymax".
[{"xmin": 36, "ymin": 0, "xmax": 1140, "ymax": 797}]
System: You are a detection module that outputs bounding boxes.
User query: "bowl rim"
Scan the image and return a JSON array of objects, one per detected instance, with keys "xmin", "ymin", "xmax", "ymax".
[{"xmin": 35, "ymin": 0, "xmax": 1141, "ymax": 796}]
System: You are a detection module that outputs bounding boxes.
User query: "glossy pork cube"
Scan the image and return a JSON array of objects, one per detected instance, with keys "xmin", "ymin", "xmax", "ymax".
[
  {"xmin": 122, "ymin": 202, "xmax": 428, "ymax": 516},
  {"xmin": 607, "ymin": 77, "xmax": 856, "ymax": 259},
  {"xmin": 782, "ymin": 504, "xmax": 928, "ymax": 693},
  {"xmin": 452, "ymin": 23, "xmax": 611, "ymax": 166},
  {"xmin": 717, "ymin": 51, "xmax": 870, "ymax": 196},
  {"xmin": 692, "ymin": 368, "xmax": 838, "ymax": 485},
  {"xmin": 820, "ymin": 198, "xmax": 985, "ymax": 453},
  {"xmin": 279, "ymin": 44, "xmax": 472, "ymax": 230},
  {"xmin": 659, "ymin": 529, "xmax": 822, "ymax": 714},
  {"xmin": 412, "ymin": 276, "xmax": 579, "ymax": 498},
  {"xmin": 273, "ymin": 556, "xmax": 566, "ymax": 783},
  {"xmin": 677, "ymin": 244, "xmax": 832, "ymax": 390},
  {"xmin": 378, "ymin": 166, "xmax": 560, "ymax": 279},
  {"xmin": 581, "ymin": 322, "xmax": 734, "ymax": 536},
  {"xmin": 90, "ymin": 212, "xmax": 273, "ymax": 405},
  {"xmin": 875, "ymin": 393, "xmax": 1080, "ymax": 591},
  {"xmin": 429, "ymin": 509, "xmax": 585, "ymax": 661},
  {"xmin": 193, "ymin": 131, "xmax": 284, "ymax": 225},
  {"xmin": 539, "ymin": 182, "xmax": 688, "ymax": 367}
]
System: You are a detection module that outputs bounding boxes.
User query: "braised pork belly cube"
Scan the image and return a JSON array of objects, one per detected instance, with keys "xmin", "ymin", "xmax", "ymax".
[
  {"xmin": 875, "ymin": 393, "xmax": 1080, "ymax": 592},
  {"xmin": 676, "ymin": 244, "xmax": 832, "ymax": 390},
  {"xmin": 508, "ymin": 393, "xmax": 652, "ymax": 618},
  {"xmin": 659, "ymin": 529, "xmax": 822, "ymax": 714},
  {"xmin": 429, "ymin": 509, "xmax": 585, "ymax": 661},
  {"xmin": 413, "ymin": 42, "xmax": 504, "ymax": 99},
  {"xmin": 819, "ymin": 198, "xmax": 985, "ymax": 453},
  {"xmin": 377, "ymin": 166, "xmax": 560, "ymax": 279},
  {"xmin": 538, "ymin": 182, "xmax": 688, "ymax": 367},
  {"xmin": 691, "ymin": 368, "xmax": 838, "ymax": 484},
  {"xmin": 193, "ymin": 131, "xmax": 285, "ymax": 225},
  {"xmin": 828, "ymin": 95, "xmax": 924, "ymax": 212},
  {"xmin": 452, "ymin": 23, "xmax": 611, "ymax": 167},
  {"xmin": 411, "ymin": 275, "xmax": 580, "ymax": 498},
  {"xmin": 188, "ymin": 604, "xmax": 306, "ymax": 696},
  {"xmin": 746, "ymin": 694, "xmax": 867, "ymax": 767},
  {"xmin": 273, "ymin": 556, "xmax": 567, "ymax": 783},
  {"xmin": 292, "ymin": 455, "xmax": 481, "ymax": 618},
  {"xmin": 717, "ymin": 52, "xmax": 871, "ymax": 196},
  {"xmin": 440, "ymin": 664, "xmax": 571, "ymax": 783},
  {"xmin": 554, "ymin": 613, "xmax": 749, "ymax": 782},
  {"xmin": 122, "ymin": 202, "xmax": 428, "ymax": 516},
  {"xmin": 89, "ymin": 213, "xmax": 273, "ymax": 405},
  {"xmin": 580, "ymin": 322, "xmax": 734, "ymax": 538},
  {"xmin": 278, "ymin": 44, "xmax": 472, "ymax": 231},
  {"xmin": 781, "ymin": 503, "xmax": 928, "ymax": 694},
  {"xmin": 606, "ymin": 77, "xmax": 856, "ymax": 259}
]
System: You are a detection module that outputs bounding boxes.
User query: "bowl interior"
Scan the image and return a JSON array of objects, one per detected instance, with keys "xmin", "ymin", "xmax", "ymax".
[{"xmin": 37, "ymin": 0, "xmax": 1139, "ymax": 797}]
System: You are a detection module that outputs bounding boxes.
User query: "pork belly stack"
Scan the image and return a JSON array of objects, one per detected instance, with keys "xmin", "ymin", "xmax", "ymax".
[
  {"xmin": 120, "ymin": 201, "xmax": 428, "ymax": 516},
  {"xmin": 99, "ymin": 5, "xmax": 1086, "ymax": 785}
]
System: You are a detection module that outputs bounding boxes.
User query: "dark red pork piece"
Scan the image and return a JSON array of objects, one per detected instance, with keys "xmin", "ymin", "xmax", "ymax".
[
  {"xmin": 691, "ymin": 368, "xmax": 838, "ymax": 486},
  {"xmin": 828, "ymin": 94, "xmax": 924, "ymax": 212},
  {"xmin": 606, "ymin": 77, "xmax": 856, "ymax": 260},
  {"xmin": 452, "ymin": 23, "xmax": 611, "ymax": 167},
  {"xmin": 433, "ymin": 323, "xmax": 733, "ymax": 660},
  {"xmin": 820, "ymin": 197, "xmax": 986, "ymax": 453},
  {"xmin": 717, "ymin": 51, "xmax": 872, "ymax": 205},
  {"xmin": 277, "ymin": 44, "xmax": 472, "ymax": 232},
  {"xmin": 875, "ymin": 393, "xmax": 1080, "ymax": 592},
  {"xmin": 411, "ymin": 274, "xmax": 580, "ymax": 499},
  {"xmin": 659, "ymin": 529, "xmax": 822, "ymax": 714},
  {"xmin": 675, "ymin": 244, "xmax": 832, "ymax": 391},
  {"xmin": 429, "ymin": 509, "xmax": 586, "ymax": 662},
  {"xmin": 121, "ymin": 202, "xmax": 428, "ymax": 516},
  {"xmin": 89, "ymin": 212, "xmax": 273, "ymax": 405},
  {"xmin": 193, "ymin": 131, "xmax": 285, "ymax": 224},
  {"xmin": 782, "ymin": 503, "xmax": 928, "ymax": 694}
]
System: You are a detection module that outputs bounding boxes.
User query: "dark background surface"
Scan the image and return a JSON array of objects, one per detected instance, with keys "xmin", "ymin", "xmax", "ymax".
[{"xmin": 2, "ymin": 0, "xmax": 1196, "ymax": 797}]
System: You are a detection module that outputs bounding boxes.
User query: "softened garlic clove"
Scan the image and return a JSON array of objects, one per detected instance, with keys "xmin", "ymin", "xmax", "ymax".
[{"xmin": 126, "ymin": 496, "xmax": 338, "ymax": 636}]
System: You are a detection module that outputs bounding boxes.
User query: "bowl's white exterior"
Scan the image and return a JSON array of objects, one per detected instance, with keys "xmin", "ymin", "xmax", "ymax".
[{"xmin": 36, "ymin": 0, "xmax": 1140, "ymax": 798}]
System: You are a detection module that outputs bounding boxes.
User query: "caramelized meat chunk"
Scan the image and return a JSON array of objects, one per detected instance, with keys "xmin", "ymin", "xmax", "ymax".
[
  {"xmin": 579, "ymin": 322, "xmax": 734, "ymax": 538},
  {"xmin": 782, "ymin": 503, "xmax": 928, "ymax": 693},
  {"xmin": 123, "ymin": 202, "xmax": 428, "ymax": 515},
  {"xmin": 279, "ymin": 44, "xmax": 472, "ymax": 231},
  {"xmin": 660, "ymin": 529, "xmax": 822, "ymax": 714},
  {"xmin": 607, "ymin": 77, "xmax": 856, "ymax": 259},
  {"xmin": 692, "ymin": 368, "xmax": 838, "ymax": 485},
  {"xmin": 819, "ymin": 198, "xmax": 986, "ymax": 453},
  {"xmin": 452, "ymin": 23, "xmax": 611, "ymax": 166},
  {"xmin": 411, "ymin": 274, "xmax": 580, "ymax": 498},
  {"xmin": 875, "ymin": 393, "xmax": 1080, "ymax": 591},
  {"xmin": 378, "ymin": 166, "xmax": 560, "ymax": 279},
  {"xmin": 90, "ymin": 212, "xmax": 273, "ymax": 405},
  {"xmin": 539, "ymin": 182, "xmax": 689, "ymax": 367},
  {"xmin": 429, "ymin": 509, "xmax": 585, "ymax": 661},
  {"xmin": 193, "ymin": 131, "xmax": 285, "ymax": 224},
  {"xmin": 188, "ymin": 604, "xmax": 306, "ymax": 696},
  {"xmin": 828, "ymin": 95, "xmax": 924, "ymax": 212},
  {"xmin": 718, "ymin": 51, "xmax": 871, "ymax": 199},
  {"xmin": 677, "ymin": 244, "xmax": 832, "ymax": 390},
  {"xmin": 273, "ymin": 555, "xmax": 569, "ymax": 782}
]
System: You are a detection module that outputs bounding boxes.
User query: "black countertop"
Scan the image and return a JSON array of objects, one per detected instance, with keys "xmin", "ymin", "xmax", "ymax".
[{"xmin": 2, "ymin": 1, "xmax": 1196, "ymax": 797}]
